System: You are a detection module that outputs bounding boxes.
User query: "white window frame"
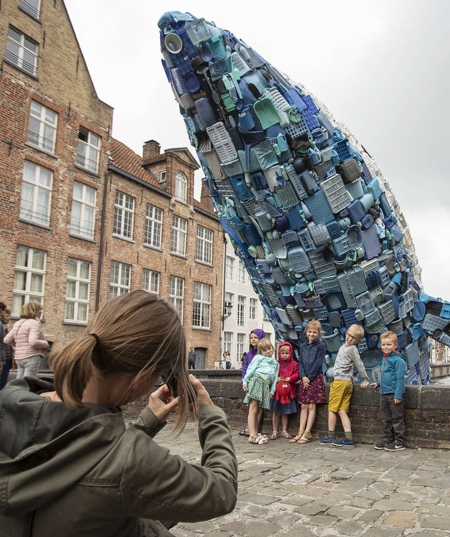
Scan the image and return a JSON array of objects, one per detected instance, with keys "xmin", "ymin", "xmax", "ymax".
[
  {"xmin": 142, "ymin": 269, "xmax": 160, "ymax": 295},
  {"xmin": 237, "ymin": 295, "xmax": 246, "ymax": 327},
  {"xmin": 65, "ymin": 258, "xmax": 90, "ymax": 323},
  {"xmin": 144, "ymin": 204, "xmax": 162, "ymax": 248},
  {"xmin": 249, "ymin": 298, "xmax": 257, "ymax": 320},
  {"xmin": 196, "ymin": 226, "xmax": 213, "ymax": 264},
  {"xmin": 109, "ymin": 261, "xmax": 131, "ymax": 298},
  {"xmin": 171, "ymin": 215, "xmax": 187, "ymax": 256},
  {"xmin": 224, "ymin": 332, "xmax": 233, "ymax": 356},
  {"xmin": 169, "ymin": 276, "xmax": 184, "ymax": 321},
  {"xmin": 20, "ymin": 0, "xmax": 41, "ymax": 19},
  {"xmin": 225, "ymin": 256, "xmax": 234, "ymax": 280},
  {"xmin": 76, "ymin": 127, "xmax": 100, "ymax": 174},
  {"xmin": 237, "ymin": 333, "xmax": 246, "ymax": 363},
  {"xmin": 175, "ymin": 171, "xmax": 187, "ymax": 203},
  {"xmin": 159, "ymin": 170, "xmax": 166, "ymax": 183},
  {"xmin": 12, "ymin": 246, "xmax": 46, "ymax": 315},
  {"xmin": 238, "ymin": 260, "xmax": 246, "ymax": 284},
  {"xmin": 27, "ymin": 101, "xmax": 57, "ymax": 154},
  {"xmin": 20, "ymin": 161, "xmax": 52, "ymax": 226},
  {"xmin": 192, "ymin": 282, "xmax": 211, "ymax": 329},
  {"xmin": 70, "ymin": 181, "xmax": 96, "ymax": 240},
  {"xmin": 6, "ymin": 27, "xmax": 38, "ymax": 76},
  {"xmin": 113, "ymin": 191, "xmax": 134, "ymax": 239}
]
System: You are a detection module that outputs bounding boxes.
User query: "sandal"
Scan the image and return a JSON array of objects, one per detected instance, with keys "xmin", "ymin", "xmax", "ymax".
[
  {"xmin": 297, "ymin": 431, "xmax": 312, "ymax": 444},
  {"xmin": 248, "ymin": 436, "xmax": 259, "ymax": 444},
  {"xmin": 289, "ymin": 430, "xmax": 305, "ymax": 443},
  {"xmin": 270, "ymin": 431, "xmax": 279, "ymax": 440},
  {"xmin": 239, "ymin": 425, "xmax": 250, "ymax": 436},
  {"xmin": 258, "ymin": 434, "xmax": 268, "ymax": 445},
  {"xmin": 281, "ymin": 431, "xmax": 292, "ymax": 439}
]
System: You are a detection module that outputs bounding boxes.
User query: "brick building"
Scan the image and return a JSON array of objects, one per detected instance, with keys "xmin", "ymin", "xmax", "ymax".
[{"xmin": 0, "ymin": 0, "xmax": 224, "ymax": 368}]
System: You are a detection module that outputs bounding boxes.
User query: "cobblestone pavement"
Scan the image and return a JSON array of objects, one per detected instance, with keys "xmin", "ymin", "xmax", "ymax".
[{"xmin": 157, "ymin": 423, "xmax": 450, "ymax": 537}]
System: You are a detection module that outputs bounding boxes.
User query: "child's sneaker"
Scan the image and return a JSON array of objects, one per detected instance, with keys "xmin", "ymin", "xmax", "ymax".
[
  {"xmin": 384, "ymin": 441, "xmax": 405, "ymax": 452},
  {"xmin": 332, "ymin": 437, "xmax": 355, "ymax": 447},
  {"xmin": 373, "ymin": 440, "xmax": 390, "ymax": 450},
  {"xmin": 319, "ymin": 435, "xmax": 336, "ymax": 444}
]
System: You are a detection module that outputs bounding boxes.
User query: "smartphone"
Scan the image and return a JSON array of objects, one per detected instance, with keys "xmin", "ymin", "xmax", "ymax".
[{"xmin": 161, "ymin": 369, "xmax": 196, "ymax": 403}]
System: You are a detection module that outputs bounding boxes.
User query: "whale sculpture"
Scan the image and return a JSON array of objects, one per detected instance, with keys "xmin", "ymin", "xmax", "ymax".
[{"xmin": 157, "ymin": 11, "xmax": 450, "ymax": 385}]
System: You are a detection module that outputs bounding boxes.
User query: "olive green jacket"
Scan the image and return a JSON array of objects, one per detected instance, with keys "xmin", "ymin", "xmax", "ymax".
[{"xmin": 0, "ymin": 378, "xmax": 238, "ymax": 536}]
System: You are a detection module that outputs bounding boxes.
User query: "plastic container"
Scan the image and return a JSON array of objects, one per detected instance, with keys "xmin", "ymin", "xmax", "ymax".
[
  {"xmin": 303, "ymin": 190, "xmax": 335, "ymax": 225},
  {"xmin": 206, "ymin": 122, "xmax": 238, "ymax": 162},
  {"xmin": 321, "ymin": 173, "xmax": 353, "ymax": 214}
]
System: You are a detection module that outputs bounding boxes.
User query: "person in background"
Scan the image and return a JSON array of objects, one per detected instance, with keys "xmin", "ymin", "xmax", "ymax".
[
  {"xmin": 372, "ymin": 331, "xmax": 406, "ymax": 452},
  {"xmin": 4, "ymin": 302, "xmax": 48, "ymax": 379},
  {"xmin": 270, "ymin": 342, "xmax": 299, "ymax": 440},
  {"xmin": 224, "ymin": 351, "xmax": 232, "ymax": 369},
  {"xmin": 0, "ymin": 308, "xmax": 13, "ymax": 390},
  {"xmin": 319, "ymin": 324, "xmax": 370, "ymax": 447},
  {"xmin": 188, "ymin": 346, "xmax": 197, "ymax": 370},
  {"xmin": 0, "ymin": 302, "xmax": 6, "ymax": 385},
  {"xmin": 242, "ymin": 338, "xmax": 279, "ymax": 445},
  {"xmin": 290, "ymin": 320, "xmax": 326, "ymax": 444},
  {"xmin": 239, "ymin": 328, "xmax": 265, "ymax": 436},
  {"xmin": 0, "ymin": 290, "xmax": 238, "ymax": 536}
]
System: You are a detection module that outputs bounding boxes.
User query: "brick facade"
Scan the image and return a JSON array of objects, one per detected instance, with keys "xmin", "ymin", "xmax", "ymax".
[{"xmin": 0, "ymin": 0, "xmax": 224, "ymax": 368}]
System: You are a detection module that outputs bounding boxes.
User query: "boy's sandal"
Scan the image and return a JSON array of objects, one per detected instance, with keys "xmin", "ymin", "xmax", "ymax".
[
  {"xmin": 270, "ymin": 431, "xmax": 279, "ymax": 440},
  {"xmin": 297, "ymin": 432, "xmax": 312, "ymax": 444},
  {"xmin": 281, "ymin": 431, "xmax": 292, "ymax": 439},
  {"xmin": 239, "ymin": 426, "xmax": 250, "ymax": 436},
  {"xmin": 248, "ymin": 436, "xmax": 259, "ymax": 444},
  {"xmin": 289, "ymin": 431, "xmax": 304, "ymax": 443},
  {"xmin": 258, "ymin": 434, "xmax": 268, "ymax": 445}
]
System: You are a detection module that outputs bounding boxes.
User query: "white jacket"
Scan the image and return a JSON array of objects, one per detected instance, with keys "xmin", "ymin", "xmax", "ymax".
[{"xmin": 3, "ymin": 318, "xmax": 48, "ymax": 361}]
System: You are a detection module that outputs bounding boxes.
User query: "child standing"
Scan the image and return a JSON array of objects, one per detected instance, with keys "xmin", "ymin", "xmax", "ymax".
[
  {"xmin": 243, "ymin": 338, "xmax": 279, "ymax": 444},
  {"xmin": 239, "ymin": 328, "xmax": 265, "ymax": 436},
  {"xmin": 270, "ymin": 342, "xmax": 299, "ymax": 440},
  {"xmin": 320, "ymin": 324, "xmax": 370, "ymax": 447},
  {"xmin": 290, "ymin": 320, "xmax": 326, "ymax": 444},
  {"xmin": 372, "ymin": 331, "xmax": 406, "ymax": 451}
]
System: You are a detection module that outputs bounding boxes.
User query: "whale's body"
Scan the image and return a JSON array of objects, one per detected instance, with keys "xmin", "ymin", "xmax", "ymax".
[{"xmin": 158, "ymin": 11, "xmax": 450, "ymax": 384}]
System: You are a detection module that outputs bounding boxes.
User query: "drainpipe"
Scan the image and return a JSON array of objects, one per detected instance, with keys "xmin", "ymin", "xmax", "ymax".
[{"xmin": 95, "ymin": 169, "xmax": 109, "ymax": 311}]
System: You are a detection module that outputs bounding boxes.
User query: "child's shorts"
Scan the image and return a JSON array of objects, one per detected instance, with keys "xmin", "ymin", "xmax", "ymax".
[{"xmin": 328, "ymin": 380, "xmax": 353, "ymax": 412}]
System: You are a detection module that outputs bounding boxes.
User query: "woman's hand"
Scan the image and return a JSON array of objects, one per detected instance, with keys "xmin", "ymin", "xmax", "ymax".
[
  {"xmin": 147, "ymin": 384, "xmax": 179, "ymax": 422},
  {"xmin": 189, "ymin": 374, "xmax": 213, "ymax": 408}
]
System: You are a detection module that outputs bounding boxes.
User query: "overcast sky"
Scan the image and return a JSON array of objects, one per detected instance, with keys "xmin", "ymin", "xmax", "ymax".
[{"xmin": 64, "ymin": 0, "xmax": 450, "ymax": 300}]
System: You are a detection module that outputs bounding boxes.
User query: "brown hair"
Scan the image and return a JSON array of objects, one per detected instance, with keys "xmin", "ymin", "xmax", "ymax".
[
  {"xmin": 380, "ymin": 331, "xmax": 398, "ymax": 345},
  {"xmin": 50, "ymin": 290, "xmax": 190, "ymax": 432},
  {"xmin": 257, "ymin": 338, "xmax": 273, "ymax": 353},
  {"xmin": 20, "ymin": 301, "xmax": 42, "ymax": 319}
]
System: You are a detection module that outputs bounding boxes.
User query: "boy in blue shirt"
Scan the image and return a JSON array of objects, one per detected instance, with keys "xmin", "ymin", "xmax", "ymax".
[{"xmin": 372, "ymin": 331, "xmax": 406, "ymax": 451}]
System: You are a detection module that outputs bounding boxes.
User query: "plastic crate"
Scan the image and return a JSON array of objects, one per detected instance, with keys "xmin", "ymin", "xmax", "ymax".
[
  {"xmin": 288, "ymin": 246, "xmax": 312, "ymax": 274},
  {"xmin": 356, "ymin": 291, "xmax": 375, "ymax": 315},
  {"xmin": 309, "ymin": 250, "xmax": 337, "ymax": 278},
  {"xmin": 303, "ymin": 295, "xmax": 323, "ymax": 309},
  {"xmin": 377, "ymin": 300, "xmax": 396, "ymax": 325},
  {"xmin": 347, "ymin": 199, "xmax": 365, "ymax": 224},
  {"xmin": 312, "ymin": 306, "xmax": 328, "ymax": 321},
  {"xmin": 345, "ymin": 178, "xmax": 364, "ymax": 200},
  {"xmin": 422, "ymin": 313, "xmax": 448, "ymax": 333},
  {"xmin": 323, "ymin": 330, "xmax": 342, "ymax": 353},
  {"xmin": 206, "ymin": 122, "xmax": 238, "ymax": 163},
  {"xmin": 362, "ymin": 225, "xmax": 382, "ymax": 260},
  {"xmin": 367, "ymin": 178, "xmax": 383, "ymax": 201},
  {"xmin": 439, "ymin": 332, "xmax": 450, "ymax": 347},
  {"xmin": 283, "ymin": 164, "xmax": 308, "ymax": 201},
  {"xmin": 341, "ymin": 308, "xmax": 359, "ymax": 327},
  {"xmin": 397, "ymin": 330, "xmax": 409, "ymax": 351},
  {"xmin": 286, "ymin": 304, "xmax": 304, "ymax": 325},
  {"xmin": 274, "ymin": 182, "xmax": 300, "ymax": 209},
  {"xmin": 307, "ymin": 222, "xmax": 330, "ymax": 247},
  {"xmin": 322, "ymin": 291, "xmax": 347, "ymax": 312},
  {"xmin": 440, "ymin": 301, "xmax": 450, "ymax": 320},
  {"xmin": 404, "ymin": 341, "xmax": 420, "ymax": 369},
  {"xmin": 298, "ymin": 228, "xmax": 315, "ymax": 252},
  {"xmin": 359, "ymin": 258, "xmax": 380, "ymax": 276},
  {"xmin": 303, "ymin": 190, "xmax": 335, "ymax": 225},
  {"xmin": 282, "ymin": 230, "xmax": 300, "ymax": 247},
  {"xmin": 360, "ymin": 159, "xmax": 374, "ymax": 185},
  {"xmin": 302, "ymin": 107, "xmax": 320, "ymax": 131},
  {"xmin": 337, "ymin": 158, "xmax": 361, "ymax": 184},
  {"xmin": 321, "ymin": 275, "xmax": 341, "ymax": 293},
  {"xmin": 333, "ymin": 139, "xmax": 353, "ymax": 162},
  {"xmin": 321, "ymin": 173, "xmax": 353, "ymax": 214},
  {"xmin": 364, "ymin": 308, "xmax": 382, "ymax": 327},
  {"xmin": 332, "ymin": 225, "xmax": 363, "ymax": 256},
  {"xmin": 328, "ymin": 311, "xmax": 341, "ymax": 327}
]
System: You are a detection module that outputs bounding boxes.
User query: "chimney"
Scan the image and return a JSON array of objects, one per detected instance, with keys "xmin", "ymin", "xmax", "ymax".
[{"xmin": 142, "ymin": 140, "xmax": 161, "ymax": 164}]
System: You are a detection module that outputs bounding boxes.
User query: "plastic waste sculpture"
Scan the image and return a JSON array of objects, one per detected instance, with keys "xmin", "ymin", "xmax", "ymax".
[{"xmin": 158, "ymin": 11, "xmax": 450, "ymax": 385}]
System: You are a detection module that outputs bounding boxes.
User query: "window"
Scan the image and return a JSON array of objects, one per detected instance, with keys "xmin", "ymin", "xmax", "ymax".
[
  {"xmin": 237, "ymin": 295, "xmax": 246, "ymax": 327},
  {"xmin": 76, "ymin": 127, "xmax": 100, "ymax": 173},
  {"xmin": 237, "ymin": 333, "xmax": 246, "ymax": 363},
  {"xmin": 193, "ymin": 282, "xmax": 211, "ymax": 329},
  {"xmin": 70, "ymin": 181, "xmax": 96, "ymax": 240},
  {"xmin": 142, "ymin": 269, "xmax": 160, "ymax": 295},
  {"xmin": 109, "ymin": 261, "xmax": 130, "ymax": 298},
  {"xmin": 20, "ymin": 0, "xmax": 41, "ymax": 19},
  {"xmin": 65, "ymin": 259, "xmax": 90, "ymax": 323},
  {"xmin": 196, "ymin": 226, "xmax": 213, "ymax": 264},
  {"xmin": 6, "ymin": 27, "xmax": 38, "ymax": 76},
  {"xmin": 171, "ymin": 215, "xmax": 187, "ymax": 256},
  {"xmin": 169, "ymin": 276, "xmax": 184, "ymax": 321},
  {"xmin": 27, "ymin": 101, "xmax": 57, "ymax": 153},
  {"xmin": 20, "ymin": 161, "xmax": 52, "ymax": 226},
  {"xmin": 238, "ymin": 260, "xmax": 246, "ymax": 284},
  {"xmin": 12, "ymin": 246, "xmax": 46, "ymax": 315},
  {"xmin": 144, "ymin": 204, "xmax": 162, "ymax": 248},
  {"xmin": 249, "ymin": 298, "xmax": 257, "ymax": 320},
  {"xmin": 225, "ymin": 256, "xmax": 234, "ymax": 280},
  {"xmin": 224, "ymin": 332, "xmax": 233, "ymax": 356},
  {"xmin": 159, "ymin": 171, "xmax": 166, "ymax": 183},
  {"xmin": 175, "ymin": 171, "xmax": 187, "ymax": 203},
  {"xmin": 113, "ymin": 191, "xmax": 134, "ymax": 239}
]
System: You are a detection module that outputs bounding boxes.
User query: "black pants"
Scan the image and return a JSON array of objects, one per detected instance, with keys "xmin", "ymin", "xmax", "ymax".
[
  {"xmin": 188, "ymin": 361, "xmax": 195, "ymax": 369},
  {"xmin": 380, "ymin": 393, "xmax": 405, "ymax": 444}
]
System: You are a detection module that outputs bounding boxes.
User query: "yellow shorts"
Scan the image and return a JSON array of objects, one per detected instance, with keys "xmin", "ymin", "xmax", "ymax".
[{"xmin": 328, "ymin": 380, "xmax": 353, "ymax": 413}]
